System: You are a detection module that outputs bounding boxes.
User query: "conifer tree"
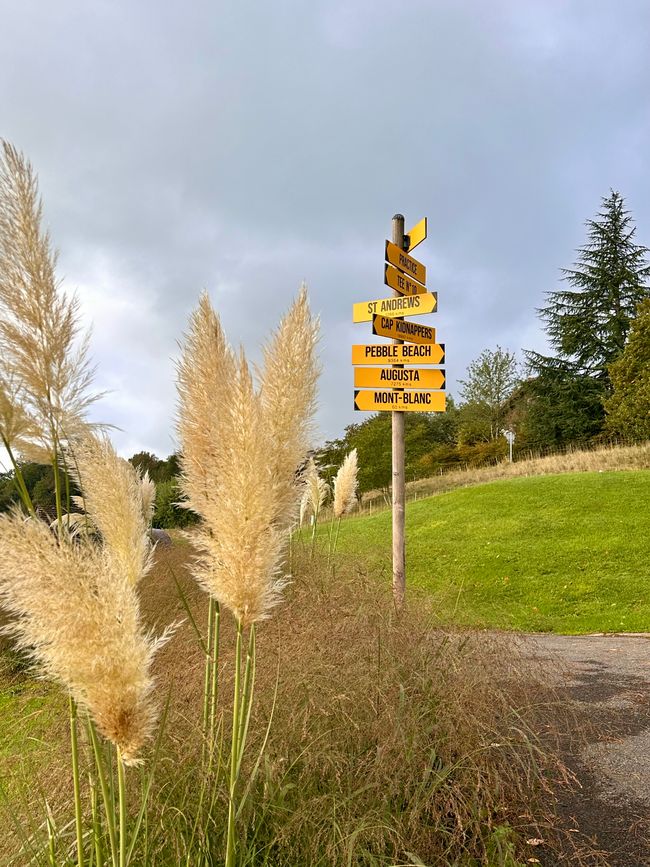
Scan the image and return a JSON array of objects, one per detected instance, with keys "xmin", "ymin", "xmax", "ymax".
[
  {"xmin": 604, "ymin": 298, "xmax": 650, "ymax": 439},
  {"xmin": 528, "ymin": 190, "xmax": 650, "ymax": 385},
  {"xmin": 523, "ymin": 192, "xmax": 650, "ymax": 446}
]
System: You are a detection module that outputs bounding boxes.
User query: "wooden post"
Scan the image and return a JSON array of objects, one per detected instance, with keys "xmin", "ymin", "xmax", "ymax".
[{"xmin": 391, "ymin": 214, "xmax": 406, "ymax": 606}]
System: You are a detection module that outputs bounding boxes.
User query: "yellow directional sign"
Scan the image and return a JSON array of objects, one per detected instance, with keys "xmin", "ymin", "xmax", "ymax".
[
  {"xmin": 353, "ymin": 291, "xmax": 437, "ymax": 323},
  {"xmin": 372, "ymin": 314, "xmax": 436, "ymax": 345},
  {"xmin": 405, "ymin": 217, "xmax": 427, "ymax": 253},
  {"xmin": 351, "ymin": 343, "xmax": 445, "ymax": 365},
  {"xmin": 385, "ymin": 240, "xmax": 426, "ymax": 285},
  {"xmin": 354, "ymin": 389, "xmax": 446, "ymax": 413},
  {"xmin": 354, "ymin": 367, "xmax": 445, "ymax": 389},
  {"xmin": 384, "ymin": 264, "xmax": 426, "ymax": 297}
]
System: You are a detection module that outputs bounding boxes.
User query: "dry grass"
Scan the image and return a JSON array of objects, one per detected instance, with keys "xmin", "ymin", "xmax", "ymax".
[
  {"xmin": 140, "ymin": 546, "xmax": 602, "ymax": 864},
  {"xmin": 360, "ymin": 441, "xmax": 650, "ymax": 513},
  {"xmin": 1, "ymin": 540, "xmax": 606, "ymax": 865}
]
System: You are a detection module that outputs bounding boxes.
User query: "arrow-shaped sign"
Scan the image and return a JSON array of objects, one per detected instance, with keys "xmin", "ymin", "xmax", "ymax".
[
  {"xmin": 354, "ymin": 367, "xmax": 445, "ymax": 389},
  {"xmin": 372, "ymin": 314, "xmax": 437, "ymax": 345},
  {"xmin": 354, "ymin": 389, "xmax": 446, "ymax": 413},
  {"xmin": 353, "ymin": 291, "xmax": 437, "ymax": 323},
  {"xmin": 385, "ymin": 241, "xmax": 426, "ymax": 285},
  {"xmin": 405, "ymin": 217, "xmax": 427, "ymax": 253},
  {"xmin": 351, "ymin": 343, "xmax": 445, "ymax": 365},
  {"xmin": 384, "ymin": 263, "xmax": 426, "ymax": 297}
]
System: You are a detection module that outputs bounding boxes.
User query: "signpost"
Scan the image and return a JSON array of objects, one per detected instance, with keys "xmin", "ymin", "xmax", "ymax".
[
  {"xmin": 350, "ymin": 214, "xmax": 446, "ymax": 606},
  {"xmin": 352, "ymin": 291, "xmax": 437, "ymax": 323},
  {"xmin": 384, "ymin": 263, "xmax": 427, "ymax": 297},
  {"xmin": 371, "ymin": 314, "xmax": 436, "ymax": 344},
  {"xmin": 384, "ymin": 240, "xmax": 426, "ymax": 284},
  {"xmin": 354, "ymin": 366, "xmax": 445, "ymax": 390},
  {"xmin": 353, "ymin": 389, "xmax": 446, "ymax": 412},
  {"xmin": 351, "ymin": 343, "xmax": 445, "ymax": 365},
  {"xmin": 405, "ymin": 217, "xmax": 427, "ymax": 253}
]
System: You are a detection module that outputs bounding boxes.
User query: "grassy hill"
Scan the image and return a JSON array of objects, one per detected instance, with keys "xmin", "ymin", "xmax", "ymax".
[{"xmin": 324, "ymin": 470, "xmax": 650, "ymax": 634}]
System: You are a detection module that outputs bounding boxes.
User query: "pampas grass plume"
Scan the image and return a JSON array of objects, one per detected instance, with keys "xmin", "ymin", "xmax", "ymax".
[
  {"xmin": 300, "ymin": 457, "xmax": 329, "ymax": 525},
  {"xmin": 0, "ymin": 435, "xmax": 166, "ymax": 763},
  {"xmin": 333, "ymin": 449, "xmax": 358, "ymax": 519},
  {"xmin": 177, "ymin": 287, "xmax": 320, "ymax": 625},
  {"xmin": 259, "ymin": 283, "xmax": 320, "ymax": 528},
  {"xmin": 0, "ymin": 140, "xmax": 97, "ymax": 461},
  {"xmin": 70, "ymin": 434, "xmax": 155, "ymax": 586}
]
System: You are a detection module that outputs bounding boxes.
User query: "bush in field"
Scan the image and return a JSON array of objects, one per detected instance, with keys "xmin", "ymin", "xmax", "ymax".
[{"xmin": 153, "ymin": 477, "xmax": 198, "ymax": 528}]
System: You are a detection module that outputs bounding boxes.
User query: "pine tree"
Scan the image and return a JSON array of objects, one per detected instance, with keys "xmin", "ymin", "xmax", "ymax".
[
  {"xmin": 528, "ymin": 190, "xmax": 650, "ymax": 385},
  {"xmin": 523, "ymin": 191, "xmax": 650, "ymax": 446},
  {"xmin": 604, "ymin": 298, "xmax": 650, "ymax": 439}
]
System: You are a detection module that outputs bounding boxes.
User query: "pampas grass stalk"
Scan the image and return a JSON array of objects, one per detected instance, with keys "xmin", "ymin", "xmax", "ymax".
[
  {"xmin": 0, "ymin": 141, "xmax": 98, "ymax": 467},
  {"xmin": 176, "ymin": 286, "xmax": 319, "ymax": 860},
  {"xmin": 299, "ymin": 457, "xmax": 329, "ymax": 558},
  {"xmin": 0, "ymin": 433, "xmax": 168, "ymax": 864},
  {"xmin": 328, "ymin": 449, "xmax": 359, "ymax": 562},
  {"xmin": 69, "ymin": 696, "xmax": 85, "ymax": 867}
]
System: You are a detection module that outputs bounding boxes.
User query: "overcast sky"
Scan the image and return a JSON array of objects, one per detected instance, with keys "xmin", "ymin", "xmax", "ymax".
[{"xmin": 2, "ymin": 0, "xmax": 649, "ymax": 457}]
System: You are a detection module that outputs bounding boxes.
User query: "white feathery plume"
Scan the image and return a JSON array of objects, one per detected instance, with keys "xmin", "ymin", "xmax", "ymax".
[
  {"xmin": 333, "ymin": 449, "xmax": 358, "ymax": 518},
  {"xmin": 177, "ymin": 287, "xmax": 320, "ymax": 624},
  {"xmin": 68, "ymin": 434, "xmax": 155, "ymax": 587}
]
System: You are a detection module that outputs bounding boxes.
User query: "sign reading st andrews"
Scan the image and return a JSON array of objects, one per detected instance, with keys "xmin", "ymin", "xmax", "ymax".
[{"xmin": 352, "ymin": 291, "xmax": 437, "ymax": 323}]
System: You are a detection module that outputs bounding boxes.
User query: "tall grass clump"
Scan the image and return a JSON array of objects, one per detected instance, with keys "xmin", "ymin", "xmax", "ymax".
[
  {"xmin": 176, "ymin": 286, "xmax": 319, "ymax": 864},
  {"xmin": 0, "ymin": 141, "xmax": 98, "ymax": 520},
  {"xmin": 0, "ymin": 141, "xmax": 171, "ymax": 866},
  {"xmin": 328, "ymin": 448, "xmax": 358, "ymax": 560},
  {"xmin": 299, "ymin": 457, "xmax": 329, "ymax": 556}
]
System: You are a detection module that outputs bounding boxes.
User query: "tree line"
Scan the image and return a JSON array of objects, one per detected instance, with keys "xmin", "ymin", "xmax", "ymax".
[
  {"xmin": 318, "ymin": 191, "xmax": 650, "ymax": 493},
  {"xmin": 2, "ymin": 190, "xmax": 648, "ymax": 512}
]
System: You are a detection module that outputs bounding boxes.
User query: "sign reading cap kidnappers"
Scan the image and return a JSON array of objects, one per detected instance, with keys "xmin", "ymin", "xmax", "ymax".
[{"xmin": 371, "ymin": 313, "xmax": 437, "ymax": 345}]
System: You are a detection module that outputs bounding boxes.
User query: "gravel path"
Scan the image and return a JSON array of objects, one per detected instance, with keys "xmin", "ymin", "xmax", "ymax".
[{"xmin": 525, "ymin": 633, "xmax": 650, "ymax": 865}]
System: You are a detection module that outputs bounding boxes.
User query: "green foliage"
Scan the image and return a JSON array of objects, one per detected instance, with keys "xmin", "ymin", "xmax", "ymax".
[
  {"xmin": 458, "ymin": 346, "xmax": 519, "ymax": 442},
  {"xmin": 325, "ymin": 471, "xmax": 650, "ymax": 634},
  {"xmin": 529, "ymin": 190, "xmax": 650, "ymax": 382},
  {"xmin": 525, "ymin": 191, "xmax": 650, "ymax": 446},
  {"xmin": 517, "ymin": 370, "xmax": 605, "ymax": 449},
  {"xmin": 316, "ymin": 402, "xmax": 459, "ymax": 493},
  {"xmin": 605, "ymin": 298, "xmax": 650, "ymax": 439},
  {"xmin": 129, "ymin": 451, "xmax": 180, "ymax": 483},
  {"xmin": 153, "ymin": 478, "xmax": 198, "ymax": 528},
  {"xmin": 0, "ymin": 463, "xmax": 63, "ymax": 516}
]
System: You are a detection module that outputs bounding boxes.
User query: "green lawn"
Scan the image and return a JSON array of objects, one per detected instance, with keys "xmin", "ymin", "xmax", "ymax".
[{"xmin": 324, "ymin": 471, "xmax": 650, "ymax": 634}]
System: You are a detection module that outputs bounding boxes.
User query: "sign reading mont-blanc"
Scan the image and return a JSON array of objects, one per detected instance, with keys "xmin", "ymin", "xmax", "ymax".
[
  {"xmin": 372, "ymin": 314, "xmax": 436, "ymax": 345},
  {"xmin": 352, "ymin": 291, "xmax": 437, "ymax": 323},
  {"xmin": 385, "ymin": 240, "xmax": 426, "ymax": 285},
  {"xmin": 354, "ymin": 367, "xmax": 446, "ymax": 389},
  {"xmin": 384, "ymin": 263, "xmax": 426, "ymax": 297},
  {"xmin": 354, "ymin": 389, "xmax": 446, "ymax": 412},
  {"xmin": 351, "ymin": 342, "xmax": 445, "ymax": 365}
]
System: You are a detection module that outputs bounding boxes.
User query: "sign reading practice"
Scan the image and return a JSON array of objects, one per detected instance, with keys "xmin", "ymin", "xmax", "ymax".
[
  {"xmin": 354, "ymin": 389, "xmax": 446, "ymax": 413},
  {"xmin": 405, "ymin": 217, "xmax": 427, "ymax": 253},
  {"xmin": 354, "ymin": 367, "xmax": 445, "ymax": 389},
  {"xmin": 353, "ymin": 291, "xmax": 437, "ymax": 323},
  {"xmin": 351, "ymin": 343, "xmax": 445, "ymax": 365},
  {"xmin": 385, "ymin": 240, "xmax": 426, "ymax": 285},
  {"xmin": 384, "ymin": 263, "xmax": 426, "ymax": 297},
  {"xmin": 372, "ymin": 314, "xmax": 436, "ymax": 345}
]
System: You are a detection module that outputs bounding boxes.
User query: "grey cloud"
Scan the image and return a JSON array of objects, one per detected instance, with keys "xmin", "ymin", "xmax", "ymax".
[{"xmin": 2, "ymin": 0, "xmax": 649, "ymax": 454}]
